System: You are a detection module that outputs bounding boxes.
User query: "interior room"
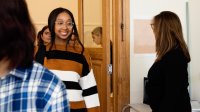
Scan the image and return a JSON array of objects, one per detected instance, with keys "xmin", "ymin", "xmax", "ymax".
[{"xmin": 26, "ymin": 0, "xmax": 200, "ymax": 112}]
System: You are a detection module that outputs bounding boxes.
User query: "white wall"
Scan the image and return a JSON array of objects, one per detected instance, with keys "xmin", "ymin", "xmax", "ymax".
[
  {"xmin": 188, "ymin": 0, "xmax": 200, "ymax": 101},
  {"xmin": 130, "ymin": 0, "xmax": 188, "ymax": 104},
  {"xmin": 83, "ymin": 0, "xmax": 102, "ymax": 48}
]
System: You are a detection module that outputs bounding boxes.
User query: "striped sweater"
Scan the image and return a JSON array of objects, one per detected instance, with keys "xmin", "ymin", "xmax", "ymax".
[{"xmin": 43, "ymin": 44, "xmax": 100, "ymax": 112}]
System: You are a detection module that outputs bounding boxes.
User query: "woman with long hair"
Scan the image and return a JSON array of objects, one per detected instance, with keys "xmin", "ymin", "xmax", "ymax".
[
  {"xmin": 146, "ymin": 11, "xmax": 191, "ymax": 112},
  {"xmin": 44, "ymin": 7, "xmax": 100, "ymax": 112}
]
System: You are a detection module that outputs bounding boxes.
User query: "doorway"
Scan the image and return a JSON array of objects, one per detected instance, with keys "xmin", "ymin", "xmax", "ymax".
[{"xmin": 27, "ymin": 0, "xmax": 130, "ymax": 111}]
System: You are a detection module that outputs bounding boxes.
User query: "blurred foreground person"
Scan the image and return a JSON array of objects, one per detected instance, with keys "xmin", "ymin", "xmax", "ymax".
[{"xmin": 0, "ymin": 0, "xmax": 70, "ymax": 111}]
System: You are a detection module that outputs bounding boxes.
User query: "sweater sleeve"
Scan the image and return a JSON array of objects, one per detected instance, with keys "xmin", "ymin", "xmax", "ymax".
[
  {"xmin": 34, "ymin": 44, "xmax": 46, "ymax": 64},
  {"xmin": 79, "ymin": 50, "xmax": 100, "ymax": 112}
]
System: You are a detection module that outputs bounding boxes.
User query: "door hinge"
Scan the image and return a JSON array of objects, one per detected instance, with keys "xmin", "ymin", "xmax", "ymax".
[{"xmin": 108, "ymin": 64, "xmax": 112, "ymax": 75}]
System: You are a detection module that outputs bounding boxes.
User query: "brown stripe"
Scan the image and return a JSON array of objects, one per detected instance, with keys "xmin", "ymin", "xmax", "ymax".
[
  {"xmin": 87, "ymin": 106, "xmax": 100, "ymax": 112},
  {"xmin": 45, "ymin": 44, "xmax": 92, "ymax": 72},
  {"xmin": 83, "ymin": 49, "xmax": 92, "ymax": 69},
  {"xmin": 44, "ymin": 59, "xmax": 82, "ymax": 75},
  {"xmin": 70, "ymin": 101, "xmax": 86, "ymax": 109},
  {"xmin": 70, "ymin": 101, "xmax": 100, "ymax": 112}
]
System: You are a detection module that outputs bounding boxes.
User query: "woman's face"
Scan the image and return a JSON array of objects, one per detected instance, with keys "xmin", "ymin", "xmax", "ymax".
[
  {"xmin": 150, "ymin": 20, "xmax": 156, "ymax": 36},
  {"xmin": 54, "ymin": 12, "xmax": 74, "ymax": 40},
  {"xmin": 41, "ymin": 28, "xmax": 51, "ymax": 44},
  {"xmin": 92, "ymin": 34, "xmax": 101, "ymax": 45}
]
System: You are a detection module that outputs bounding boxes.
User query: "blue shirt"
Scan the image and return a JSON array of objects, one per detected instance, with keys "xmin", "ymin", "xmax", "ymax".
[{"xmin": 0, "ymin": 62, "xmax": 70, "ymax": 112}]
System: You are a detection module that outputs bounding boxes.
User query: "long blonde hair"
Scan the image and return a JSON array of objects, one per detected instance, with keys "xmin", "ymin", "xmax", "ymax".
[{"xmin": 153, "ymin": 11, "xmax": 190, "ymax": 62}]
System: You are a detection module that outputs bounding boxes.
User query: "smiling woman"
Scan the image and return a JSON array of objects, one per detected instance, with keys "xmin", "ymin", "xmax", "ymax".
[
  {"xmin": 27, "ymin": 1, "xmax": 131, "ymax": 112},
  {"xmin": 42, "ymin": 7, "xmax": 100, "ymax": 112}
]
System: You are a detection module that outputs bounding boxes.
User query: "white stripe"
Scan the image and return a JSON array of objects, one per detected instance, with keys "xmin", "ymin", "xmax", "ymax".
[
  {"xmin": 50, "ymin": 70, "xmax": 80, "ymax": 82},
  {"xmin": 84, "ymin": 94, "xmax": 100, "ymax": 108},
  {"xmin": 79, "ymin": 69, "xmax": 97, "ymax": 89},
  {"xmin": 67, "ymin": 90, "xmax": 83, "ymax": 101}
]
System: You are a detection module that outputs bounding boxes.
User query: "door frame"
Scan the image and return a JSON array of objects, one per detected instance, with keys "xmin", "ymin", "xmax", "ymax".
[
  {"xmin": 112, "ymin": 0, "xmax": 130, "ymax": 112},
  {"xmin": 78, "ymin": 0, "xmax": 130, "ymax": 111}
]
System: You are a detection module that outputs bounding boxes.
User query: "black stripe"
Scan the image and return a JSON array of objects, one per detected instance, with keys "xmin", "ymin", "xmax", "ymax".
[
  {"xmin": 62, "ymin": 81, "xmax": 82, "ymax": 90},
  {"xmin": 82, "ymin": 86, "xmax": 98, "ymax": 96},
  {"xmin": 70, "ymin": 108, "xmax": 87, "ymax": 112},
  {"xmin": 46, "ymin": 50, "xmax": 85, "ymax": 64},
  {"xmin": 82, "ymin": 59, "xmax": 89, "ymax": 77}
]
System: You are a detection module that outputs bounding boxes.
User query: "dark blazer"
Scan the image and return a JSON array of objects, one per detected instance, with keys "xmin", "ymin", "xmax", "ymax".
[{"xmin": 146, "ymin": 48, "xmax": 191, "ymax": 112}]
